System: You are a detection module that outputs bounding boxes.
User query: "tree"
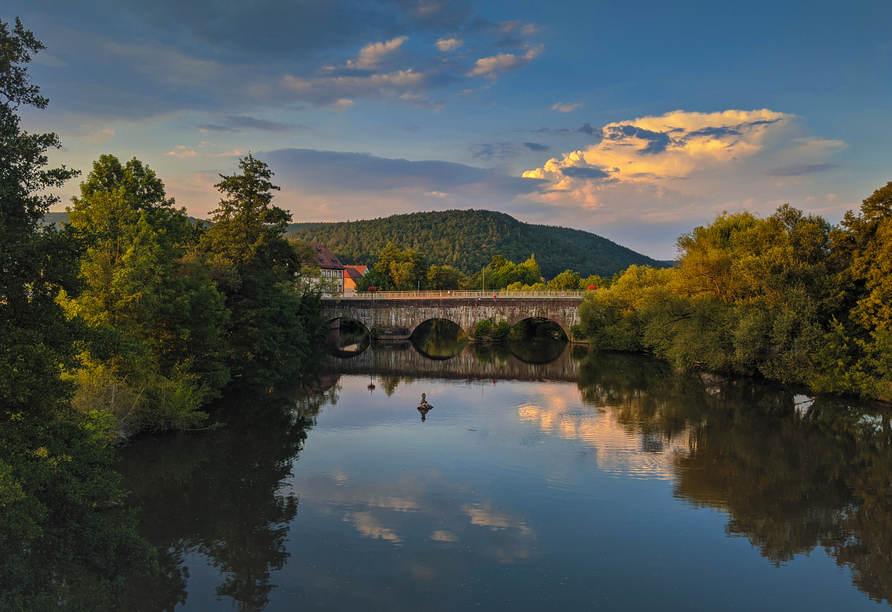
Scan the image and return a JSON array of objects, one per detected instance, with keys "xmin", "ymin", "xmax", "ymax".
[
  {"xmin": 427, "ymin": 264, "xmax": 467, "ymax": 290},
  {"xmin": 62, "ymin": 155, "xmax": 231, "ymax": 433},
  {"xmin": 0, "ymin": 19, "xmax": 154, "ymax": 609},
  {"xmin": 201, "ymin": 155, "xmax": 319, "ymax": 388},
  {"xmin": 371, "ymin": 242, "xmax": 429, "ymax": 290},
  {"xmin": 547, "ymin": 269, "xmax": 581, "ymax": 291}
]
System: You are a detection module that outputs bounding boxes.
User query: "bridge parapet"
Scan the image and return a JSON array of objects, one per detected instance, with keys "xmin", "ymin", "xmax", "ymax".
[
  {"xmin": 328, "ymin": 290, "xmax": 586, "ymax": 300},
  {"xmin": 321, "ymin": 296, "xmax": 583, "ymax": 340}
]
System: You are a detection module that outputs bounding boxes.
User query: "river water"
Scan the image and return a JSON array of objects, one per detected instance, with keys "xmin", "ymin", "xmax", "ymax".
[{"xmin": 117, "ymin": 338, "xmax": 892, "ymax": 611}]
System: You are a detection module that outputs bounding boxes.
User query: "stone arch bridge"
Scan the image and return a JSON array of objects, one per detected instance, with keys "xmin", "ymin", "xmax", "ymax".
[{"xmin": 321, "ymin": 295, "xmax": 583, "ymax": 340}]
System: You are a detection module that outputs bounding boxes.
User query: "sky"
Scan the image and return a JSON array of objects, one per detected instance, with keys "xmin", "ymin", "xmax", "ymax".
[{"xmin": 11, "ymin": 0, "xmax": 892, "ymax": 259}]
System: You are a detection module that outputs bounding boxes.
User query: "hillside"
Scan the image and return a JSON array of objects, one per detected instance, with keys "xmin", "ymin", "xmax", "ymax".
[{"xmin": 286, "ymin": 210, "xmax": 667, "ymax": 279}]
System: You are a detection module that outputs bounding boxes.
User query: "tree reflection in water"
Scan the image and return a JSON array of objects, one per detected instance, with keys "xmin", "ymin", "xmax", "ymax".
[
  {"xmin": 576, "ymin": 351, "xmax": 892, "ymax": 606},
  {"xmin": 411, "ymin": 319, "xmax": 468, "ymax": 359},
  {"xmin": 116, "ymin": 391, "xmax": 318, "ymax": 611}
]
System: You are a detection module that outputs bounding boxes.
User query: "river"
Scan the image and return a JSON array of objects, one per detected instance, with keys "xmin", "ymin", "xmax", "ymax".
[{"xmin": 116, "ymin": 336, "xmax": 892, "ymax": 611}]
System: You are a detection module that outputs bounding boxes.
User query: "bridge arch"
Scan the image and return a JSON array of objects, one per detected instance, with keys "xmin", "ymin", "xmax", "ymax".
[{"xmin": 321, "ymin": 296, "xmax": 582, "ymax": 341}]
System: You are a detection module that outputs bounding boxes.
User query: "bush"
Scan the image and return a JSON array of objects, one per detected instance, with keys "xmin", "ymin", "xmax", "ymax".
[{"xmin": 473, "ymin": 319, "xmax": 493, "ymax": 341}]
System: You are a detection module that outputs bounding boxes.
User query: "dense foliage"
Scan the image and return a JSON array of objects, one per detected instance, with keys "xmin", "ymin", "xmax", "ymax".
[
  {"xmin": 62, "ymin": 155, "xmax": 230, "ymax": 433},
  {"xmin": 199, "ymin": 154, "xmax": 326, "ymax": 390},
  {"xmin": 0, "ymin": 19, "xmax": 155, "ymax": 610},
  {"xmin": 286, "ymin": 209, "xmax": 665, "ymax": 279},
  {"xmin": 578, "ymin": 198, "xmax": 892, "ymax": 400},
  {"xmin": 1, "ymin": 20, "xmax": 328, "ymax": 608}
]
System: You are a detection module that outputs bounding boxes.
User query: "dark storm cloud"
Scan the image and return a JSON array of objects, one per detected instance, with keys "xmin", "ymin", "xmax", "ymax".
[
  {"xmin": 766, "ymin": 163, "xmax": 841, "ymax": 176},
  {"xmin": 523, "ymin": 142, "xmax": 550, "ymax": 152},
  {"xmin": 264, "ymin": 148, "xmax": 546, "ymax": 196},
  {"xmin": 560, "ymin": 166, "xmax": 611, "ymax": 180}
]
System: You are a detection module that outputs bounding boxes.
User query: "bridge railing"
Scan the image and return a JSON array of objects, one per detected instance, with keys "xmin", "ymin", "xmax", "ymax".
[{"xmin": 324, "ymin": 290, "xmax": 588, "ymax": 300}]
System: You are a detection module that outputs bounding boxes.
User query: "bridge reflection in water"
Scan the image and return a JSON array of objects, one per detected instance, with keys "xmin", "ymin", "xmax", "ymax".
[{"xmin": 325, "ymin": 340, "xmax": 583, "ymax": 382}]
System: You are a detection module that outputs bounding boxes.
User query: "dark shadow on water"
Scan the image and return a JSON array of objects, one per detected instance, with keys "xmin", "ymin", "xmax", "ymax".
[
  {"xmin": 329, "ymin": 317, "xmax": 371, "ymax": 357},
  {"xmin": 410, "ymin": 319, "xmax": 468, "ymax": 360},
  {"xmin": 506, "ymin": 318, "xmax": 568, "ymax": 364}
]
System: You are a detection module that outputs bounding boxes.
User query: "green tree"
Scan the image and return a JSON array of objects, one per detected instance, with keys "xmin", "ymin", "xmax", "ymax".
[
  {"xmin": 427, "ymin": 264, "xmax": 467, "ymax": 290},
  {"xmin": 201, "ymin": 155, "xmax": 320, "ymax": 388},
  {"xmin": 370, "ymin": 242, "xmax": 429, "ymax": 290},
  {"xmin": 0, "ymin": 19, "xmax": 154, "ymax": 609},
  {"xmin": 63, "ymin": 155, "xmax": 230, "ymax": 433},
  {"xmin": 547, "ymin": 269, "xmax": 581, "ymax": 291}
]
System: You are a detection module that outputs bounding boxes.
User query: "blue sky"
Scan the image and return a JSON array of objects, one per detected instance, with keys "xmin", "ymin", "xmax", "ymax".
[{"xmin": 12, "ymin": 0, "xmax": 891, "ymax": 258}]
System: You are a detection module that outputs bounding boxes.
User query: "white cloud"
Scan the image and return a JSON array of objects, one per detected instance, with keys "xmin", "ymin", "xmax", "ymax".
[
  {"xmin": 517, "ymin": 109, "xmax": 849, "ymax": 256},
  {"xmin": 165, "ymin": 146, "xmax": 199, "ymax": 158},
  {"xmin": 281, "ymin": 69, "xmax": 428, "ymax": 108},
  {"xmin": 436, "ymin": 37, "xmax": 463, "ymax": 52},
  {"xmin": 468, "ymin": 46, "xmax": 542, "ymax": 77},
  {"xmin": 347, "ymin": 37, "xmax": 408, "ymax": 70}
]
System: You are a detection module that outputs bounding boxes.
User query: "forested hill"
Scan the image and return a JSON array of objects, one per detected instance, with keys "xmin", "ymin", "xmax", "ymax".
[{"xmin": 286, "ymin": 210, "xmax": 667, "ymax": 278}]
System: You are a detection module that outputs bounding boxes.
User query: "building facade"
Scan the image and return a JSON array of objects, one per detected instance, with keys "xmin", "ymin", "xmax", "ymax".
[{"xmin": 309, "ymin": 243, "xmax": 345, "ymax": 294}]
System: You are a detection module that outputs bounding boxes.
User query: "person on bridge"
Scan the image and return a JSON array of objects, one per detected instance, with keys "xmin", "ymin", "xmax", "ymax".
[{"xmin": 493, "ymin": 294, "xmax": 497, "ymax": 301}]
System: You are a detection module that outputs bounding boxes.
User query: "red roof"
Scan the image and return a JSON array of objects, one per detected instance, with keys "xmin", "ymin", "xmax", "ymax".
[
  {"xmin": 307, "ymin": 243, "xmax": 345, "ymax": 270},
  {"xmin": 343, "ymin": 265, "xmax": 367, "ymax": 281}
]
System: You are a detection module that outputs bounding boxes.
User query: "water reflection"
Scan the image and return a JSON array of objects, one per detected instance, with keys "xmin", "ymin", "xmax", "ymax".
[
  {"xmin": 112, "ymin": 342, "xmax": 892, "ymax": 610},
  {"xmin": 116, "ymin": 392, "xmax": 315, "ymax": 611},
  {"xmin": 574, "ymin": 353, "xmax": 892, "ymax": 605},
  {"xmin": 330, "ymin": 317, "xmax": 371, "ymax": 357},
  {"xmin": 410, "ymin": 319, "xmax": 468, "ymax": 359}
]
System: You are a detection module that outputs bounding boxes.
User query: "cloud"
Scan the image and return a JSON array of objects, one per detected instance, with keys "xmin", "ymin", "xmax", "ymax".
[
  {"xmin": 520, "ymin": 109, "xmax": 847, "ymax": 244},
  {"xmin": 32, "ymin": 52, "xmax": 68, "ymax": 68},
  {"xmin": 436, "ymin": 37, "xmax": 463, "ymax": 52},
  {"xmin": 523, "ymin": 142, "xmax": 550, "ymax": 152},
  {"xmin": 347, "ymin": 37, "xmax": 408, "ymax": 69},
  {"xmin": 468, "ymin": 142, "xmax": 520, "ymax": 161},
  {"xmin": 265, "ymin": 148, "xmax": 545, "ymax": 197},
  {"xmin": 467, "ymin": 46, "xmax": 542, "ymax": 77},
  {"xmin": 766, "ymin": 162, "xmax": 841, "ymax": 176},
  {"xmin": 551, "ymin": 102, "xmax": 582, "ymax": 113},
  {"xmin": 281, "ymin": 69, "xmax": 433, "ymax": 108},
  {"xmin": 198, "ymin": 115, "xmax": 310, "ymax": 133},
  {"xmin": 560, "ymin": 166, "xmax": 612, "ymax": 180},
  {"xmin": 165, "ymin": 146, "xmax": 199, "ymax": 158},
  {"xmin": 63, "ymin": 124, "xmax": 116, "ymax": 143},
  {"xmin": 25, "ymin": 0, "xmax": 541, "ymax": 119}
]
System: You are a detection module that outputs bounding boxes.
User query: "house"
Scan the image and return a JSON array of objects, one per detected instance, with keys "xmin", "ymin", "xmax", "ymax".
[
  {"xmin": 343, "ymin": 265, "xmax": 368, "ymax": 293},
  {"xmin": 308, "ymin": 243, "xmax": 345, "ymax": 294}
]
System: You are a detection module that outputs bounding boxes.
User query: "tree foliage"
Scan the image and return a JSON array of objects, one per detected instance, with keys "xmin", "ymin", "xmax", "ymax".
[
  {"xmin": 286, "ymin": 209, "xmax": 666, "ymax": 279},
  {"xmin": 579, "ymin": 196, "xmax": 892, "ymax": 399},
  {"xmin": 200, "ymin": 155, "xmax": 323, "ymax": 388},
  {"xmin": 62, "ymin": 155, "xmax": 230, "ymax": 433},
  {"xmin": 0, "ymin": 19, "xmax": 155, "ymax": 610}
]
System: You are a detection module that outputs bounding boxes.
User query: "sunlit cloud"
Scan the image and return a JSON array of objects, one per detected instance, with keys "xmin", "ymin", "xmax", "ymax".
[
  {"xmin": 347, "ymin": 37, "xmax": 408, "ymax": 70},
  {"xmin": 551, "ymin": 102, "xmax": 582, "ymax": 113},
  {"xmin": 165, "ymin": 146, "xmax": 199, "ymax": 158},
  {"xmin": 436, "ymin": 37, "xmax": 463, "ymax": 52},
  {"xmin": 519, "ymin": 109, "xmax": 848, "ymax": 234},
  {"xmin": 468, "ymin": 46, "xmax": 542, "ymax": 77}
]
